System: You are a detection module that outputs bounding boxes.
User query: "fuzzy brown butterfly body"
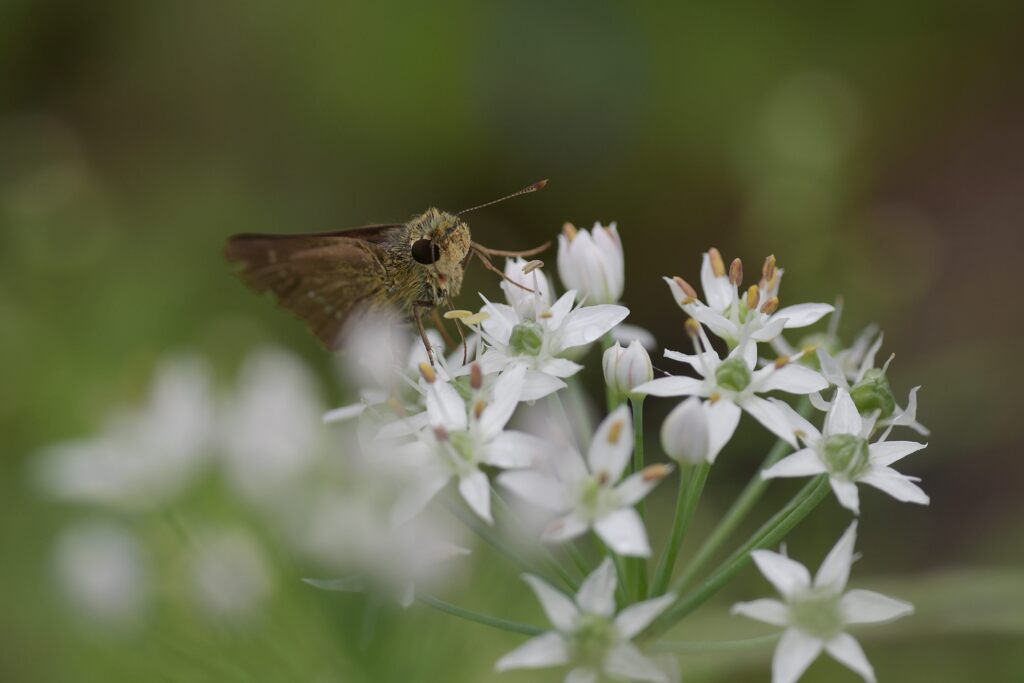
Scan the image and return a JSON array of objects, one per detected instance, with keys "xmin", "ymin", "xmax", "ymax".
[{"xmin": 224, "ymin": 181, "xmax": 548, "ymax": 356}]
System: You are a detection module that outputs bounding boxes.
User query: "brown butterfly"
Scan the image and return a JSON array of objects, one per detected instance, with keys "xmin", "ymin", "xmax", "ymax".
[{"xmin": 223, "ymin": 180, "xmax": 549, "ymax": 361}]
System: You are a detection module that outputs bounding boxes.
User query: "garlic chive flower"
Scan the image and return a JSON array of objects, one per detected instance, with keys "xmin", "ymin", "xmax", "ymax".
[
  {"xmin": 603, "ymin": 340, "xmax": 654, "ymax": 401},
  {"xmin": 391, "ymin": 364, "xmax": 549, "ymax": 525},
  {"xmin": 476, "ymin": 288, "xmax": 629, "ymax": 388},
  {"xmin": 665, "ymin": 249, "xmax": 833, "ymax": 348},
  {"xmin": 762, "ymin": 388, "xmax": 929, "ymax": 514},
  {"xmin": 557, "ymin": 221, "xmax": 625, "ymax": 305},
  {"xmin": 498, "ymin": 406, "xmax": 672, "ymax": 557},
  {"xmin": 732, "ymin": 523, "xmax": 913, "ymax": 683},
  {"xmin": 503, "ymin": 256, "xmax": 554, "ymax": 316},
  {"xmin": 495, "ymin": 558, "xmax": 676, "ymax": 682},
  {"xmin": 634, "ymin": 324, "xmax": 827, "ymax": 462}
]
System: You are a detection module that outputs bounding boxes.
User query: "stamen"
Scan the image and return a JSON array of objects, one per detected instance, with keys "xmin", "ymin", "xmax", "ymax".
[
  {"xmin": 729, "ymin": 258, "xmax": 743, "ymax": 285},
  {"xmin": 673, "ymin": 276, "xmax": 698, "ymax": 303},
  {"xmin": 709, "ymin": 392, "xmax": 722, "ymax": 404},
  {"xmin": 562, "ymin": 222, "xmax": 578, "ymax": 241},
  {"xmin": 462, "ymin": 311, "xmax": 490, "ymax": 325},
  {"xmin": 774, "ymin": 355, "xmax": 790, "ymax": 369},
  {"xmin": 684, "ymin": 318, "xmax": 701, "ymax": 338},
  {"xmin": 521, "ymin": 259, "xmax": 544, "ymax": 274},
  {"xmin": 641, "ymin": 464, "xmax": 671, "ymax": 482},
  {"xmin": 606, "ymin": 420, "xmax": 624, "ymax": 444},
  {"xmin": 708, "ymin": 247, "xmax": 726, "ymax": 277},
  {"xmin": 470, "ymin": 363, "xmax": 483, "ymax": 390},
  {"xmin": 746, "ymin": 284, "xmax": 760, "ymax": 309},
  {"xmin": 539, "ymin": 310, "xmax": 553, "ymax": 319},
  {"xmin": 761, "ymin": 296, "xmax": 779, "ymax": 315},
  {"xmin": 419, "ymin": 362, "xmax": 437, "ymax": 384},
  {"xmin": 444, "ymin": 309, "xmax": 473, "ymax": 319},
  {"xmin": 386, "ymin": 397, "xmax": 406, "ymax": 416},
  {"xmin": 762, "ymin": 254, "xmax": 776, "ymax": 282},
  {"xmin": 433, "ymin": 426, "xmax": 449, "ymax": 441},
  {"xmin": 473, "ymin": 399, "xmax": 486, "ymax": 420},
  {"xmin": 596, "ymin": 470, "xmax": 610, "ymax": 485}
]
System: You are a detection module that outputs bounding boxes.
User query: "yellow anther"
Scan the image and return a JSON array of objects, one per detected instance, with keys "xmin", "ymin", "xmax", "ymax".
[
  {"xmin": 641, "ymin": 464, "xmax": 671, "ymax": 482},
  {"xmin": 444, "ymin": 309, "xmax": 473, "ymax": 319},
  {"xmin": 684, "ymin": 318, "xmax": 701, "ymax": 338},
  {"xmin": 462, "ymin": 311, "xmax": 490, "ymax": 325},
  {"xmin": 473, "ymin": 399, "xmax": 486, "ymax": 420},
  {"xmin": 470, "ymin": 363, "xmax": 483, "ymax": 391},
  {"xmin": 709, "ymin": 392, "xmax": 722, "ymax": 404},
  {"xmin": 801, "ymin": 343, "xmax": 818, "ymax": 355},
  {"xmin": 760, "ymin": 296, "xmax": 779, "ymax": 315},
  {"xmin": 418, "ymin": 362, "xmax": 436, "ymax": 384},
  {"xmin": 539, "ymin": 310, "xmax": 553, "ymax": 319},
  {"xmin": 522, "ymin": 259, "xmax": 544, "ymax": 274},
  {"xmin": 708, "ymin": 247, "xmax": 726, "ymax": 277},
  {"xmin": 774, "ymin": 355, "xmax": 790, "ymax": 369},
  {"xmin": 746, "ymin": 284, "xmax": 760, "ymax": 310},
  {"xmin": 762, "ymin": 254, "xmax": 777, "ymax": 281},
  {"xmin": 729, "ymin": 258, "xmax": 743, "ymax": 286},
  {"xmin": 606, "ymin": 420, "xmax": 624, "ymax": 444},
  {"xmin": 673, "ymin": 276, "xmax": 698, "ymax": 301},
  {"xmin": 562, "ymin": 222, "xmax": 578, "ymax": 240}
]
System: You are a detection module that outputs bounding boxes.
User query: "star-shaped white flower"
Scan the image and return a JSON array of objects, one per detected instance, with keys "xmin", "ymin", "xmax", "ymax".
[
  {"xmin": 664, "ymin": 249, "xmax": 833, "ymax": 348},
  {"xmin": 392, "ymin": 364, "xmax": 550, "ymax": 524},
  {"xmin": 634, "ymin": 326, "xmax": 827, "ymax": 462},
  {"xmin": 476, "ymin": 289, "xmax": 629, "ymax": 389},
  {"xmin": 732, "ymin": 522, "xmax": 913, "ymax": 683},
  {"xmin": 762, "ymin": 388, "xmax": 929, "ymax": 514},
  {"xmin": 498, "ymin": 406, "xmax": 672, "ymax": 557},
  {"xmin": 496, "ymin": 558, "xmax": 676, "ymax": 682}
]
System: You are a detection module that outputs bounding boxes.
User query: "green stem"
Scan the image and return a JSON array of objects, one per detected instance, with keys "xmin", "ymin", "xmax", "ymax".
[
  {"xmin": 566, "ymin": 541, "xmax": 591, "ymax": 577},
  {"xmin": 649, "ymin": 475, "xmax": 830, "ymax": 638},
  {"xmin": 673, "ymin": 399, "xmax": 811, "ymax": 592},
  {"xmin": 651, "ymin": 463, "xmax": 710, "ymax": 596},
  {"xmin": 630, "ymin": 395, "xmax": 648, "ymax": 599},
  {"xmin": 418, "ymin": 594, "xmax": 544, "ymax": 636},
  {"xmin": 650, "ymin": 633, "xmax": 780, "ymax": 653}
]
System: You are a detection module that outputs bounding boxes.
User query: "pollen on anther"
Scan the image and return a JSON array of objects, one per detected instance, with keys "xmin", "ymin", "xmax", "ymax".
[
  {"xmin": 746, "ymin": 285, "xmax": 760, "ymax": 309},
  {"xmin": 473, "ymin": 399, "xmax": 486, "ymax": 420},
  {"xmin": 470, "ymin": 363, "xmax": 483, "ymax": 390},
  {"xmin": 606, "ymin": 420, "xmax": 624, "ymax": 444},
  {"xmin": 673, "ymin": 276, "xmax": 698, "ymax": 301},
  {"xmin": 774, "ymin": 355, "xmax": 790, "ymax": 369},
  {"xmin": 596, "ymin": 470, "xmax": 610, "ymax": 485},
  {"xmin": 445, "ymin": 309, "xmax": 473, "ymax": 319},
  {"xmin": 539, "ymin": 310, "xmax": 553, "ymax": 319},
  {"xmin": 708, "ymin": 247, "xmax": 726, "ymax": 277},
  {"xmin": 709, "ymin": 392, "xmax": 722, "ymax": 404},
  {"xmin": 462, "ymin": 312, "xmax": 490, "ymax": 325},
  {"xmin": 761, "ymin": 296, "xmax": 780, "ymax": 315},
  {"xmin": 684, "ymin": 318, "xmax": 701, "ymax": 338},
  {"xmin": 433, "ymin": 426, "xmax": 449, "ymax": 441},
  {"xmin": 522, "ymin": 260, "xmax": 544, "ymax": 274},
  {"xmin": 419, "ymin": 362, "xmax": 437, "ymax": 384},
  {"xmin": 562, "ymin": 222, "xmax": 578, "ymax": 241},
  {"xmin": 642, "ymin": 464, "xmax": 670, "ymax": 481}
]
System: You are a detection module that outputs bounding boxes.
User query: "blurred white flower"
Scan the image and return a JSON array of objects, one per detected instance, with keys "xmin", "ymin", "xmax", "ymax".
[
  {"xmin": 635, "ymin": 326, "xmax": 826, "ymax": 461},
  {"xmin": 732, "ymin": 522, "xmax": 912, "ymax": 683},
  {"xmin": 496, "ymin": 558, "xmax": 674, "ymax": 682},
  {"xmin": 499, "ymin": 406, "xmax": 671, "ymax": 557},
  {"xmin": 35, "ymin": 357, "xmax": 214, "ymax": 509},
  {"xmin": 659, "ymin": 397, "xmax": 710, "ymax": 465},
  {"xmin": 665, "ymin": 249, "xmax": 832, "ymax": 348},
  {"xmin": 219, "ymin": 349, "xmax": 324, "ymax": 501},
  {"xmin": 189, "ymin": 527, "xmax": 273, "ymax": 622},
  {"xmin": 762, "ymin": 388, "xmax": 929, "ymax": 515},
  {"xmin": 476, "ymin": 290, "xmax": 628, "ymax": 389},
  {"xmin": 611, "ymin": 323, "xmax": 657, "ymax": 352},
  {"xmin": 392, "ymin": 364, "xmax": 549, "ymax": 524},
  {"xmin": 557, "ymin": 222, "xmax": 625, "ymax": 305},
  {"xmin": 603, "ymin": 340, "xmax": 654, "ymax": 400},
  {"xmin": 53, "ymin": 520, "xmax": 148, "ymax": 626}
]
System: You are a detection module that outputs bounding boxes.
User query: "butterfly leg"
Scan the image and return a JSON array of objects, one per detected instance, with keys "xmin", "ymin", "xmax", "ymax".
[
  {"xmin": 430, "ymin": 307, "xmax": 456, "ymax": 349},
  {"xmin": 413, "ymin": 301, "xmax": 437, "ymax": 366}
]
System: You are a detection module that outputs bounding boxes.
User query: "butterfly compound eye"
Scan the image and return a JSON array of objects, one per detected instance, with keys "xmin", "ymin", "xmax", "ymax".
[{"xmin": 411, "ymin": 239, "xmax": 441, "ymax": 265}]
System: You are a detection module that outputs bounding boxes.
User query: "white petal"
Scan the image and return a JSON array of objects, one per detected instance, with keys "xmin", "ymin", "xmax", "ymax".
[
  {"xmin": 540, "ymin": 357, "xmax": 585, "ymax": 378},
  {"xmin": 426, "ymin": 382, "xmax": 467, "ymax": 432},
  {"xmin": 758, "ymin": 364, "xmax": 828, "ymax": 395},
  {"xmin": 663, "ymin": 348, "xmax": 717, "ymax": 374},
  {"xmin": 692, "ymin": 307, "xmax": 738, "ymax": 343},
  {"xmin": 545, "ymin": 290, "xmax": 577, "ymax": 330},
  {"xmin": 612, "ymin": 323, "xmax": 657, "ymax": 351},
  {"xmin": 615, "ymin": 594, "xmax": 676, "ymax": 640},
  {"xmin": 705, "ymin": 399, "xmax": 742, "ymax": 462},
  {"xmin": 459, "ymin": 470, "xmax": 493, "ymax": 523},
  {"xmin": 322, "ymin": 403, "xmax": 366, "ymax": 423},
  {"xmin": 829, "ymin": 477, "xmax": 861, "ymax": 514},
  {"xmin": 633, "ymin": 376, "xmax": 704, "ymax": 397},
  {"xmin": 761, "ymin": 448, "xmax": 827, "ymax": 479},
  {"xmin": 825, "ymin": 633, "xmax": 876, "ymax": 683},
  {"xmin": 731, "ymin": 598, "xmax": 790, "ymax": 626},
  {"xmin": 741, "ymin": 396, "xmax": 798, "ymax": 446},
  {"xmin": 750, "ymin": 316, "xmax": 787, "ymax": 343},
  {"xmin": 660, "ymin": 397, "xmax": 710, "ymax": 464},
  {"xmin": 565, "ymin": 667, "xmax": 599, "ymax": 683},
  {"xmin": 868, "ymin": 440, "xmax": 927, "ymax": 467},
  {"xmin": 814, "ymin": 522, "xmax": 857, "ymax": 593},
  {"xmin": 769, "ymin": 398, "xmax": 822, "ymax": 444},
  {"xmin": 521, "ymin": 370, "xmax": 567, "ymax": 401},
  {"xmin": 773, "ymin": 628, "xmax": 824, "ymax": 683},
  {"xmin": 750, "ymin": 550, "xmax": 812, "ymax": 599},
  {"xmin": 595, "ymin": 507, "xmax": 651, "ymax": 557},
  {"xmin": 859, "ymin": 467, "xmax": 929, "ymax": 506},
  {"xmin": 480, "ymin": 298, "xmax": 518, "ymax": 345},
  {"xmin": 825, "ymin": 389, "xmax": 862, "ymax": 436},
  {"xmin": 543, "ymin": 513, "xmax": 590, "ymax": 543},
  {"xmin": 604, "ymin": 643, "xmax": 669, "ymax": 683},
  {"xmin": 391, "ymin": 469, "xmax": 450, "ymax": 526},
  {"xmin": 494, "ymin": 632, "xmax": 570, "ymax": 671},
  {"xmin": 559, "ymin": 304, "xmax": 629, "ymax": 350},
  {"xmin": 587, "ymin": 405, "xmax": 634, "ymax": 481},
  {"xmin": 486, "ymin": 431, "xmax": 550, "ymax": 469},
  {"xmin": 839, "ymin": 589, "xmax": 914, "ymax": 625},
  {"xmin": 700, "ymin": 252, "xmax": 733, "ymax": 311},
  {"xmin": 498, "ymin": 470, "xmax": 568, "ymax": 511},
  {"xmin": 575, "ymin": 558, "xmax": 618, "ymax": 617},
  {"xmin": 615, "ymin": 466, "xmax": 673, "ymax": 507},
  {"xmin": 775, "ymin": 303, "xmax": 834, "ymax": 329},
  {"xmin": 523, "ymin": 576, "xmax": 579, "ymax": 631},
  {"xmin": 816, "ymin": 347, "xmax": 850, "ymax": 389},
  {"xmin": 478, "ymin": 365, "xmax": 526, "ymax": 437}
]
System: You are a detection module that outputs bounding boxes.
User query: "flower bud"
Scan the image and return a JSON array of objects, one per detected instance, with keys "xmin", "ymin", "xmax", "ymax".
[
  {"xmin": 602, "ymin": 340, "xmax": 653, "ymax": 400},
  {"xmin": 660, "ymin": 397, "xmax": 710, "ymax": 464},
  {"xmin": 502, "ymin": 257, "xmax": 551, "ymax": 314},
  {"xmin": 557, "ymin": 222, "xmax": 624, "ymax": 304},
  {"xmin": 849, "ymin": 368, "xmax": 896, "ymax": 419}
]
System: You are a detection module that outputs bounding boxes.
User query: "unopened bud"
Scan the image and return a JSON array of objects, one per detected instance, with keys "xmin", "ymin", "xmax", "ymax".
[
  {"xmin": 419, "ymin": 362, "xmax": 436, "ymax": 384},
  {"xmin": 469, "ymin": 363, "xmax": 483, "ymax": 390},
  {"xmin": 761, "ymin": 297, "xmax": 779, "ymax": 315},
  {"xmin": 708, "ymin": 247, "xmax": 726, "ymax": 277},
  {"xmin": 602, "ymin": 340, "xmax": 654, "ymax": 400},
  {"xmin": 660, "ymin": 397, "xmax": 710, "ymax": 464},
  {"xmin": 729, "ymin": 258, "xmax": 743, "ymax": 285}
]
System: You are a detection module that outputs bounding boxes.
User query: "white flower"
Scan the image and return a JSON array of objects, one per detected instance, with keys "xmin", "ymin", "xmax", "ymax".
[
  {"xmin": 660, "ymin": 397, "xmax": 710, "ymax": 465},
  {"xmin": 557, "ymin": 221, "xmax": 625, "ymax": 305},
  {"xmin": 503, "ymin": 256, "xmax": 553, "ymax": 315},
  {"xmin": 498, "ymin": 406, "xmax": 672, "ymax": 557},
  {"xmin": 665, "ymin": 249, "xmax": 832, "ymax": 348},
  {"xmin": 634, "ymin": 327, "xmax": 827, "ymax": 462},
  {"xmin": 189, "ymin": 527, "xmax": 273, "ymax": 622},
  {"xmin": 762, "ymin": 389, "xmax": 929, "ymax": 514},
  {"xmin": 392, "ymin": 364, "xmax": 550, "ymax": 524},
  {"xmin": 496, "ymin": 558, "xmax": 675, "ymax": 682},
  {"xmin": 732, "ymin": 522, "xmax": 913, "ymax": 683},
  {"xmin": 603, "ymin": 340, "xmax": 654, "ymax": 400},
  {"xmin": 476, "ymin": 289, "xmax": 629, "ymax": 387}
]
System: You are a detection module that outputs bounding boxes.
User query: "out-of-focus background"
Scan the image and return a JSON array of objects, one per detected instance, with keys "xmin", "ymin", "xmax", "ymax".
[{"xmin": 3, "ymin": 3, "xmax": 1023, "ymax": 682}]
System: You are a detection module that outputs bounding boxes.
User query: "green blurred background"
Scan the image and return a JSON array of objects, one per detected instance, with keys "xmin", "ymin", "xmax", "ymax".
[{"xmin": 3, "ymin": 2, "xmax": 1023, "ymax": 681}]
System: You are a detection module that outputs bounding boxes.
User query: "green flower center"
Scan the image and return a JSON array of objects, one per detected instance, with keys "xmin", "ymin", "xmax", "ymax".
[
  {"xmin": 576, "ymin": 475, "xmax": 615, "ymax": 521},
  {"xmin": 447, "ymin": 431, "xmax": 477, "ymax": 465},
  {"xmin": 509, "ymin": 321, "xmax": 544, "ymax": 356},
  {"xmin": 571, "ymin": 613, "xmax": 617, "ymax": 666},
  {"xmin": 849, "ymin": 368, "xmax": 896, "ymax": 419},
  {"xmin": 789, "ymin": 591, "xmax": 843, "ymax": 639},
  {"xmin": 795, "ymin": 333, "xmax": 840, "ymax": 371},
  {"xmin": 822, "ymin": 433, "xmax": 870, "ymax": 478},
  {"xmin": 715, "ymin": 358, "xmax": 752, "ymax": 392}
]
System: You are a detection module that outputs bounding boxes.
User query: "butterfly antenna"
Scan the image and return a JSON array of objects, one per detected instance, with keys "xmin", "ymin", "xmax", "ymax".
[{"xmin": 457, "ymin": 179, "xmax": 548, "ymax": 216}]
